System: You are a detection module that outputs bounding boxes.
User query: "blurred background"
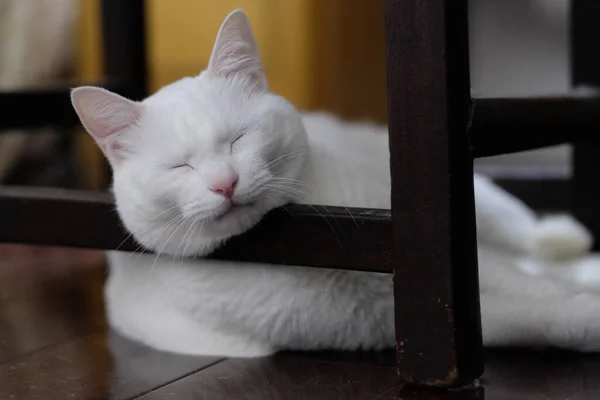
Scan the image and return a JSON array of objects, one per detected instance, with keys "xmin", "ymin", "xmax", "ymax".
[{"xmin": 0, "ymin": 0, "xmax": 575, "ymax": 189}]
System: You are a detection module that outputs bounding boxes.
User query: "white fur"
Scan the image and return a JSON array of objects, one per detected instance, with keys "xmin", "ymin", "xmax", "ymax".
[
  {"xmin": 531, "ymin": 214, "xmax": 593, "ymax": 260},
  {"xmin": 73, "ymin": 9, "xmax": 600, "ymax": 357}
]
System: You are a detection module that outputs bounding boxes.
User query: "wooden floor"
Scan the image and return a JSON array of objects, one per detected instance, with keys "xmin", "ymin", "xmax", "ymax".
[{"xmin": 1, "ymin": 244, "xmax": 600, "ymax": 399}]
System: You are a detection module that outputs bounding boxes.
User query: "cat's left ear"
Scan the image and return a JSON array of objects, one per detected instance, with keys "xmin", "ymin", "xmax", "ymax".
[
  {"xmin": 207, "ymin": 9, "xmax": 267, "ymax": 93},
  {"xmin": 71, "ymin": 86, "xmax": 141, "ymax": 165}
]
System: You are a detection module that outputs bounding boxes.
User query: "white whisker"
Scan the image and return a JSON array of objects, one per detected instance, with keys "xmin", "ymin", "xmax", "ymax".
[
  {"xmin": 174, "ymin": 216, "xmax": 199, "ymax": 265},
  {"xmin": 264, "ymin": 185, "xmax": 344, "ymax": 248},
  {"xmin": 264, "ymin": 149, "xmax": 306, "ymax": 170},
  {"xmin": 127, "ymin": 213, "xmax": 184, "ymax": 264},
  {"xmin": 147, "ymin": 216, "xmax": 188, "ymax": 279},
  {"xmin": 115, "ymin": 205, "xmax": 180, "ymax": 252}
]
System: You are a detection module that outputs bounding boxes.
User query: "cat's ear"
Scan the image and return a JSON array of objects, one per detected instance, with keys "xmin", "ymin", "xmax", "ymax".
[
  {"xmin": 71, "ymin": 86, "xmax": 141, "ymax": 164},
  {"xmin": 207, "ymin": 9, "xmax": 267, "ymax": 93}
]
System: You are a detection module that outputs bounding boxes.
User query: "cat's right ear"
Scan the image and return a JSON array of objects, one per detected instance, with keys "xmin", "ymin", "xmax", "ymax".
[
  {"xmin": 207, "ymin": 9, "xmax": 267, "ymax": 93},
  {"xmin": 71, "ymin": 86, "xmax": 141, "ymax": 164}
]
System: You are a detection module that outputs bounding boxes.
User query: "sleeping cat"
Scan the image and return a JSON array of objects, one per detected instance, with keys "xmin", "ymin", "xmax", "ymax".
[{"xmin": 71, "ymin": 9, "xmax": 600, "ymax": 357}]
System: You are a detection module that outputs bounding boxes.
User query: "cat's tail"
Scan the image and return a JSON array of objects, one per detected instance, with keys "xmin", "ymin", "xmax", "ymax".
[
  {"xmin": 530, "ymin": 214, "xmax": 593, "ymax": 260},
  {"xmin": 473, "ymin": 174, "xmax": 593, "ymax": 260}
]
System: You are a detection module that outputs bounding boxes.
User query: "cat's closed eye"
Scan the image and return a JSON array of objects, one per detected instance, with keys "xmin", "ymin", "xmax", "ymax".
[
  {"xmin": 230, "ymin": 130, "xmax": 246, "ymax": 151},
  {"xmin": 170, "ymin": 163, "xmax": 193, "ymax": 170}
]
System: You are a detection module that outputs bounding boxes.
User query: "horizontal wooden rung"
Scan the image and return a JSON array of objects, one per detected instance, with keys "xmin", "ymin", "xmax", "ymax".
[
  {"xmin": 471, "ymin": 95, "xmax": 600, "ymax": 158},
  {"xmin": 0, "ymin": 80, "xmax": 130, "ymax": 130},
  {"xmin": 3, "ymin": 91, "xmax": 600, "ymax": 157},
  {"xmin": 0, "ymin": 186, "xmax": 393, "ymax": 272}
]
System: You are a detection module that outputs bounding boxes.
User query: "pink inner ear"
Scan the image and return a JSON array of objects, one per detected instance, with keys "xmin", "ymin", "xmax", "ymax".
[
  {"xmin": 105, "ymin": 141, "xmax": 125, "ymax": 162},
  {"xmin": 71, "ymin": 87, "xmax": 141, "ymax": 142},
  {"xmin": 109, "ymin": 141, "xmax": 123, "ymax": 153},
  {"xmin": 95, "ymin": 111, "xmax": 140, "ymax": 139},
  {"xmin": 208, "ymin": 10, "xmax": 267, "ymax": 92}
]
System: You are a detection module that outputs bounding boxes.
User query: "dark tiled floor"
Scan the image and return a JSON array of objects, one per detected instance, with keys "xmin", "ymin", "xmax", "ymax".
[{"xmin": 2, "ymin": 244, "xmax": 600, "ymax": 399}]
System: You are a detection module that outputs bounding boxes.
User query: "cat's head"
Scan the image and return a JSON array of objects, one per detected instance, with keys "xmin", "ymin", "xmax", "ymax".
[{"xmin": 71, "ymin": 10, "xmax": 308, "ymax": 256}]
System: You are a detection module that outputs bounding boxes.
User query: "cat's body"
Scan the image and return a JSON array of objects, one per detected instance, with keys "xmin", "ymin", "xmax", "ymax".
[
  {"xmin": 103, "ymin": 112, "xmax": 600, "ymax": 357},
  {"xmin": 72, "ymin": 10, "xmax": 600, "ymax": 358}
]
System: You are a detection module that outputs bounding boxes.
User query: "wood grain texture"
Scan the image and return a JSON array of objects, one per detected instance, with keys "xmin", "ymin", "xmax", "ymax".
[
  {"xmin": 385, "ymin": 0, "xmax": 483, "ymax": 387},
  {"xmin": 0, "ymin": 332, "xmax": 221, "ymax": 400},
  {"xmin": 0, "ymin": 244, "xmax": 106, "ymax": 363},
  {"xmin": 137, "ymin": 356, "xmax": 400, "ymax": 400},
  {"xmin": 0, "ymin": 244, "xmax": 221, "ymax": 400},
  {"xmin": 5, "ymin": 245, "xmax": 600, "ymax": 398}
]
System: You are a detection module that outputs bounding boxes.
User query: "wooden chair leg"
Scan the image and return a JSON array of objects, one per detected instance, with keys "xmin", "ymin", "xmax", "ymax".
[
  {"xmin": 573, "ymin": 142, "xmax": 600, "ymax": 243},
  {"xmin": 385, "ymin": 0, "xmax": 484, "ymax": 387},
  {"xmin": 571, "ymin": 0, "xmax": 600, "ymax": 88},
  {"xmin": 572, "ymin": 0, "xmax": 600, "ymax": 247},
  {"xmin": 98, "ymin": 0, "xmax": 149, "ymax": 187},
  {"xmin": 100, "ymin": 0, "xmax": 148, "ymax": 101}
]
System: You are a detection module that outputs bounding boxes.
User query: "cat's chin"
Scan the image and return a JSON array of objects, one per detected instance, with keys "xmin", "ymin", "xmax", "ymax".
[
  {"xmin": 200, "ymin": 212, "xmax": 263, "ymax": 248},
  {"xmin": 213, "ymin": 201, "xmax": 255, "ymax": 222},
  {"xmin": 202, "ymin": 197, "xmax": 280, "ymax": 238},
  {"xmin": 138, "ymin": 234, "xmax": 224, "ymax": 259},
  {"xmin": 136, "ymin": 209, "xmax": 266, "ymax": 258}
]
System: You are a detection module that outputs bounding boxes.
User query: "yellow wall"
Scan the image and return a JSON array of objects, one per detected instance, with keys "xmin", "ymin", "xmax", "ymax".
[
  {"xmin": 147, "ymin": 0, "xmax": 318, "ymax": 109},
  {"xmin": 77, "ymin": 0, "xmax": 386, "ymax": 117},
  {"xmin": 74, "ymin": 0, "xmax": 104, "ymax": 188},
  {"xmin": 146, "ymin": 0, "xmax": 387, "ymax": 118},
  {"xmin": 77, "ymin": 0, "xmax": 102, "ymax": 81}
]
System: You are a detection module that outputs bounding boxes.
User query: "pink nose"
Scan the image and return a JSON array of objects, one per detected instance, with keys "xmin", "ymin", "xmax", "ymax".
[{"xmin": 210, "ymin": 174, "xmax": 238, "ymax": 199}]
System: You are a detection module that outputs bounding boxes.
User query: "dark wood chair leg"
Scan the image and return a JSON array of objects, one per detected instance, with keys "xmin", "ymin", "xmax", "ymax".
[
  {"xmin": 100, "ymin": 0, "xmax": 149, "ymax": 101},
  {"xmin": 98, "ymin": 0, "xmax": 149, "ymax": 187},
  {"xmin": 572, "ymin": 0, "xmax": 600, "ymax": 248},
  {"xmin": 571, "ymin": 0, "xmax": 600, "ymax": 88},
  {"xmin": 573, "ymin": 141, "xmax": 600, "ymax": 245},
  {"xmin": 385, "ymin": 0, "xmax": 483, "ymax": 387}
]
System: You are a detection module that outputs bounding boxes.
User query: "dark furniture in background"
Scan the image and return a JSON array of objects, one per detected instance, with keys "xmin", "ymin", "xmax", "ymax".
[
  {"xmin": 0, "ymin": 1, "xmax": 148, "ymax": 132},
  {"xmin": 572, "ymin": 0, "xmax": 600, "ymax": 247},
  {"xmin": 1, "ymin": 0, "xmax": 600, "ymax": 390},
  {"xmin": 0, "ymin": 1, "xmax": 148, "ymax": 189}
]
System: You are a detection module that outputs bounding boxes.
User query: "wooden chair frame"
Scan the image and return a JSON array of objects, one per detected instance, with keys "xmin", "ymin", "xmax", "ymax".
[{"xmin": 1, "ymin": 0, "xmax": 600, "ymax": 389}]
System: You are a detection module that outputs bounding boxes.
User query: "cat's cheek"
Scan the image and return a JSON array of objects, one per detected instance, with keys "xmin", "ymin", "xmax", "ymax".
[{"xmin": 230, "ymin": 148, "xmax": 258, "ymax": 170}]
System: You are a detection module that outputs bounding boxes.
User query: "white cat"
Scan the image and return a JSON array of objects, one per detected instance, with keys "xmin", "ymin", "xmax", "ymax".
[{"xmin": 71, "ymin": 10, "xmax": 600, "ymax": 357}]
